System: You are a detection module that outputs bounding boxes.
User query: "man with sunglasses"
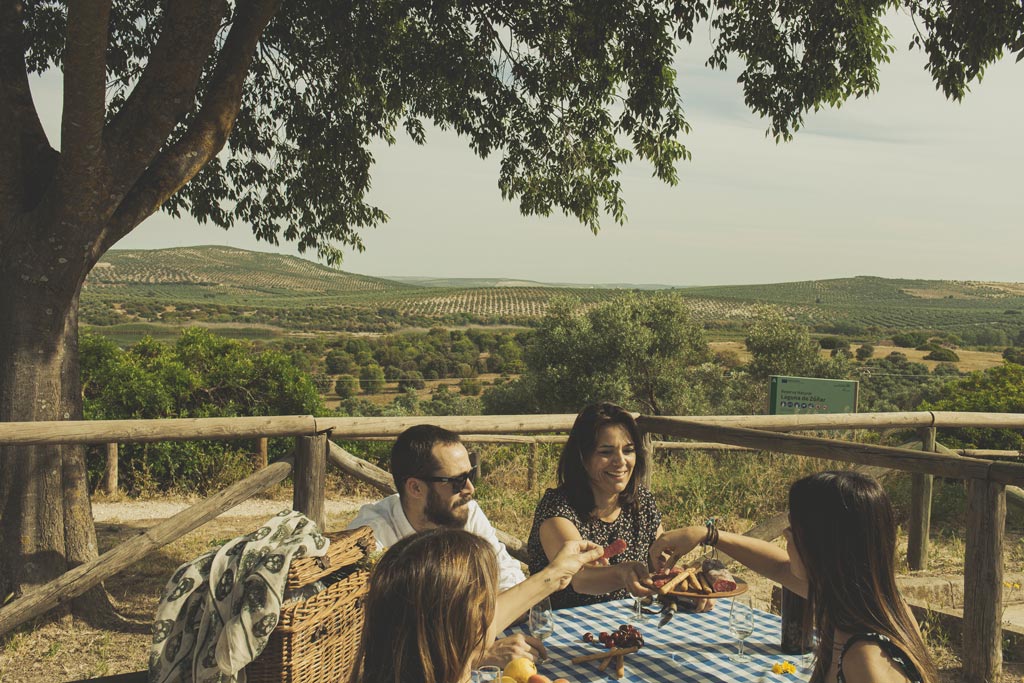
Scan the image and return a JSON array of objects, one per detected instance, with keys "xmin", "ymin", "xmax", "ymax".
[
  {"xmin": 347, "ymin": 424, "xmax": 526, "ymax": 590},
  {"xmin": 347, "ymin": 424, "xmax": 602, "ymax": 666}
]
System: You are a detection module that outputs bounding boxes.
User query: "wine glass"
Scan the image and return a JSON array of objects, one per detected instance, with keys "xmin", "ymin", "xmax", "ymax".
[
  {"xmin": 627, "ymin": 594, "xmax": 648, "ymax": 623},
  {"xmin": 529, "ymin": 597, "xmax": 556, "ymax": 644},
  {"xmin": 728, "ymin": 597, "xmax": 755, "ymax": 662}
]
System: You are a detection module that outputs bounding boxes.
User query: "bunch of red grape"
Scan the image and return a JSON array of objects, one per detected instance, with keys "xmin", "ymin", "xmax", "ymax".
[{"xmin": 581, "ymin": 624, "xmax": 644, "ymax": 649}]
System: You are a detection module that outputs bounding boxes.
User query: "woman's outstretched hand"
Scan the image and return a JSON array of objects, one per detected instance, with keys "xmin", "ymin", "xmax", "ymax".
[
  {"xmin": 616, "ymin": 561, "xmax": 656, "ymax": 597},
  {"xmin": 649, "ymin": 526, "xmax": 704, "ymax": 572},
  {"xmin": 546, "ymin": 540, "xmax": 608, "ymax": 590}
]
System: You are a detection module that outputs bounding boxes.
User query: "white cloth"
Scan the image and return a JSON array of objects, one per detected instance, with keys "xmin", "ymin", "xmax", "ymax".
[
  {"xmin": 345, "ymin": 494, "xmax": 526, "ymax": 591},
  {"xmin": 149, "ymin": 510, "xmax": 329, "ymax": 683}
]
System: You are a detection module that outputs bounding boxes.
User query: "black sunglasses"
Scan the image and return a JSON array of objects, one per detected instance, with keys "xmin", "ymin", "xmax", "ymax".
[{"xmin": 418, "ymin": 469, "xmax": 475, "ymax": 492}]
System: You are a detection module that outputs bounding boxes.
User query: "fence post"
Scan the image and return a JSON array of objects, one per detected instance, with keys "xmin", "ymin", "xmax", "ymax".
[
  {"xmin": 294, "ymin": 433, "xmax": 327, "ymax": 530},
  {"xmin": 527, "ymin": 441, "xmax": 538, "ymax": 491},
  {"xmin": 640, "ymin": 430, "xmax": 654, "ymax": 488},
  {"xmin": 907, "ymin": 427, "xmax": 935, "ymax": 570},
  {"xmin": 103, "ymin": 443, "xmax": 118, "ymax": 496},
  {"xmin": 257, "ymin": 437, "xmax": 268, "ymax": 469},
  {"xmin": 962, "ymin": 478, "xmax": 1005, "ymax": 683}
]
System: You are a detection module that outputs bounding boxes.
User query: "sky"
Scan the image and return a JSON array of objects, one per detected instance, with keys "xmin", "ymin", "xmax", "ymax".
[{"xmin": 29, "ymin": 12, "xmax": 1024, "ymax": 287}]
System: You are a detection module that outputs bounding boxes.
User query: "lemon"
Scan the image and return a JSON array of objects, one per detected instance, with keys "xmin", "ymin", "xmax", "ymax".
[
  {"xmin": 503, "ymin": 657, "xmax": 537, "ymax": 683},
  {"xmin": 501, "ymin": 678, "xmax": 518, "ymax": 683}
]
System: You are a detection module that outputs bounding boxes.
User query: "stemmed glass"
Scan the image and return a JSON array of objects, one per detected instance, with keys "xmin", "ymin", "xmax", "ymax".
[
  {"xmin": 728, "ymin": 597, "xmax": 755, "ymax": 662},
  {"xmin": 627, "ymin": 594, "xmax": 648, "ymax": 623},
  {"xmin": 529, "ymin": 597, "xmax": 556, "ymax": 646}
]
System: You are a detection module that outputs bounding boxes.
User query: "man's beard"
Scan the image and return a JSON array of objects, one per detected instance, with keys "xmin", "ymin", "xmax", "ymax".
[{"xmin": 424, "ymin": 487, "xmax": 471, "ymax": 528}]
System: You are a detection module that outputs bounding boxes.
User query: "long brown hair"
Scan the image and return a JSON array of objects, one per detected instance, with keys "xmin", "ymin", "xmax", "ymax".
[
  {"xmin": 789, "ymin": 471, "xmax": 937, "ymax": 683},
  {"xmin": 350, "ymin": 528, "xmax": 498, "ymax": 683},
  {"xmin": 557, "ymin": 402, "xmax": 648, "ymax": 517}
]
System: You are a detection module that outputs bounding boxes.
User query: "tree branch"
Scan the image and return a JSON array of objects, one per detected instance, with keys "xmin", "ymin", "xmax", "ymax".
[
  {"xmin": 0, "ymin": 0, "xmax": 55, "ymax": 223},
  {"xmin": 57, "ymin": 0, "xmax": 111, "ymax": 193},
  {"xmin": 97, "ymin": 0, "xmax": 283, "ymax": 255},
  {"xmin": 105, "ymin": 0, "xmax": 228, "ymax": 188}
]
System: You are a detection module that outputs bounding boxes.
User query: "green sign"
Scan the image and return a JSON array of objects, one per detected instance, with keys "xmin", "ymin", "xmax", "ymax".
[{"xmin": 768, "ymin": 375, "xmax": 859, "ymax": 415}]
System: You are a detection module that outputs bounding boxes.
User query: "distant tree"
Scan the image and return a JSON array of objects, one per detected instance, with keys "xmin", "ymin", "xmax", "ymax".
[
  {"xmin": 459, "ymin": 378, "xmax": 483, "ymax": 396},
  {"xmin": 855, "ymin": 344, "xmax": 875, "ymax": 361},
  {"xmin": 744, "ymin": 308, "xmax": 847, "ymax": 381},
  {"xmin": 924, "ymin": 348, "xmax": 960, "ymax": 362},
  {"xmin": 818, "ymin": 336, "xmax": 849, "ymax": 351},
  {"xmin": 1003, "ymin": 348, "xmax": 1024, "ymax": 365},
  {"xmin": 891, "ymin": 332, "xmax": 930, "ymax": 348},
  {"xmin": 335, "ymin": 375, "xmax": 360, "ymax": 399},
  {"xmin": 81, "ymin": 329, "xmax": 324, "ymax": 491},
  {"xmin": 399, "ymin": 370, "xmax": 426, "ymax": 390},
  {"xmin": 325, "ymin": 350, "xmax": 357, "ymax": 375},
  {"xmin": 485, "ymin": 294, "xmax": 710, "ymax": 414},
  {"xmin": 359, "ymin": 364, "xmax": 387, "ymax": 393},
  {"xmin": 922, "ymin": 364, "xmax": 1024, "ymax": 450}
]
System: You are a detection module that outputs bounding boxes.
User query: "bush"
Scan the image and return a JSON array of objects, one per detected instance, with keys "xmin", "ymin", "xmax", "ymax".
[
  {"xmin": 855, "ymin": 344, "xmax": 875, "ymax": 361},
  {"xmin": 891, "ymin": 332, "xmax": 929, "ymax": 348},
  {"xmin": 1004, "ymin": 348, "xmax": 1024, "ymax": 365},
  {"xmin": 335, "ymin": 375, "xmax": 359, "ymax": 398},
  {"xmin": 459, "ymin": 378, "xmax": 482, "ymax": 396},
  {"xmin": 924, "ymin": 348, "xmax": 959, "ymax": 362},
  {"xmin": 818, "ymin": 336, "xmax": 849, "ymax": 350}
]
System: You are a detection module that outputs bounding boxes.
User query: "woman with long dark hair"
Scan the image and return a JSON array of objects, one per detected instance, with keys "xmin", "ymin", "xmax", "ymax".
[
  {"xmin": 525, "ymin": 402, "xmax": 699, "ymax": 610},
  {"xmin": 650, "ymin": 471, "xmax": 937, "ymax": 683}
]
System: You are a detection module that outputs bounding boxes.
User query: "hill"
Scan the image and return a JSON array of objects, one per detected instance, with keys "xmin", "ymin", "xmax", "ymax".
[{"xmin": 80, "ymin": 248, "xmax": 1024, "ymax": 339}]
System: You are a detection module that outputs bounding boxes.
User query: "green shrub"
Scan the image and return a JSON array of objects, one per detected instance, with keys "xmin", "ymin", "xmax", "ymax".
[
  {"xmin": 855, "ymin": 344, "xmax": 875, "ymax": 361},
  {"xmin": 924, "ymin": 348, "xmax": 959, "ymax": 362}
]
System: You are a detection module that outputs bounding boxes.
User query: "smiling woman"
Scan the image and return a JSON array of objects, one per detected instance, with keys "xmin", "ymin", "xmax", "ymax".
[{"xmin": 525, "ymin": 403, "xmax": 685, "ymax": 610}]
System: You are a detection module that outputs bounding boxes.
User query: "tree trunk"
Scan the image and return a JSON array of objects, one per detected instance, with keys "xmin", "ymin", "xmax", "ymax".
[{"xmin": 0, "ymin": 263, "xmax": 101, "ymax": 620}]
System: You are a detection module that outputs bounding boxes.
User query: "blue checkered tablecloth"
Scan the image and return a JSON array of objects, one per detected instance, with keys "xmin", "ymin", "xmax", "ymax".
[{"xmin": 506, "ymin": 598, "xmax": 811, "ymax": 683}]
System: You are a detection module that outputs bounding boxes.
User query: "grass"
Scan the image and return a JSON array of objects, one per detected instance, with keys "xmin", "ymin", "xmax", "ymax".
[{"xmin": 1, "ymin": 443, "xmax": 1022, "ymax": 680}]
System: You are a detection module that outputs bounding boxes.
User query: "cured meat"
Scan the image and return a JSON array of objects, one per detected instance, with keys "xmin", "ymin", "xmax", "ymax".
[
  {"xmin": 602, "ymin": 538, "xmax": 628, "ymax": 560},
  {"xmin": 701, "ymin": 558, "xmax": 737, "ymax": 592}
]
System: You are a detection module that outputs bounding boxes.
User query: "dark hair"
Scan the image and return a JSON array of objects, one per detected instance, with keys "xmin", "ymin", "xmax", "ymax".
[
  {"xmin": 390, "ymin": 424, "xmax": 462, "ymax": 498},
  {"xmin": 789, "ymin": 471, "xmax": 937, "ymax": 683},
  {"xmin": 556, "ymin": 402, "xmax": 648, "ymax": 517},
  {"xmin": 350, "ymin": 528, "xmax": 497, "ymax": 683}
]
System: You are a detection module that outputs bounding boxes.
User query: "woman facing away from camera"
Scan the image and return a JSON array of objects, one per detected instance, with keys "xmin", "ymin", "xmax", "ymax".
[
  {"xmin": 525, "ymin": 402, "xmax": 711, "ymax": 611},
  {"xmin": 651, "ymin": 470, "xmax": 937, "ymax": 683},
  {"xmin": 350, "ymin": 527, "xmax": 603, "ymax": 683}
]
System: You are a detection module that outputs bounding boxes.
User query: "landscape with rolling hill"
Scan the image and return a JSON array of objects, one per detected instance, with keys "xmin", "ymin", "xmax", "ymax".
[{"xmin": 81, "ymin": 246, "xmax": 1024, "ymax": 341}]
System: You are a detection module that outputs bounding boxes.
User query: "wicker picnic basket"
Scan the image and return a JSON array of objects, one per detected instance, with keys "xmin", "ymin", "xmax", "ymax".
[{"xmin": 246, "ymin": 525, "xmax": 375, "ymax": 683}]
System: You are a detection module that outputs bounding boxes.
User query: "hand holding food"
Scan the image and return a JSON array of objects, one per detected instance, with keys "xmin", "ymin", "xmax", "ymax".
[
  {"xmin": 602, "ymin": 538, "xmax": 628, "ymax": 560},
  {"xmin": 546, "ymin": 540, "xmax": 607, "ymax": 589},
  {"xmin": 615, "ymin": 560, "xmax": 655, "ymax": 597},
  {"xmin": 648, "ymin": 527, "xmax": 703, "ymax": 572},
  {"xmin": 480, "ymin": 634, "xmax": 546, "ymax": 667}
]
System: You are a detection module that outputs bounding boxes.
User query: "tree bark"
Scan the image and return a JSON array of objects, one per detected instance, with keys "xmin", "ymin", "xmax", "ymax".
[{"xmin": 0, "ymin": 265, "xmax": 98, "ymax": 616}]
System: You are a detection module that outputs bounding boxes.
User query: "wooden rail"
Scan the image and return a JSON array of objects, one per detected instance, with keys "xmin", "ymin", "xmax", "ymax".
[{"xmin": 0, "ymin": 410, "xmax": 1020, "ymax": 681}]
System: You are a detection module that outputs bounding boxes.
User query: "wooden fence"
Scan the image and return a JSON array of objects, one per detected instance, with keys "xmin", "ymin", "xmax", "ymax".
[{"xmin": 0, "ymin": 410, "xmax": 1022, "ymax": 682}]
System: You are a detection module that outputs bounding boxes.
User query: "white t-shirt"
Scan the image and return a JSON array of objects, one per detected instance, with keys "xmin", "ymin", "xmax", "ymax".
[{"xmin": 345, "ymin": 494, "xmax": 527, "ymax": 591}]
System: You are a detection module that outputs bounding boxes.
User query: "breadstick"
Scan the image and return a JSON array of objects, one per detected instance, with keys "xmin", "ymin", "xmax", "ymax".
[
  {"xmin": 685, "ymin": 572, "xmax": 703, "ymax": 592},
  {"xmin": 697, "ymin": 572, "xmax": 714, "ymax": 594},
  {"xmin": 598, "ymin": 654, "xmax": 614, "ymax": 672},
  {"xmin": 615, "ymin": 654, "xmax": 625, "ymax": 679},
  {"xmin": 571, "ymin": 646, "xmax": 639, "ymax": 664},
  {"xmin": 658, "ymin": 567, "xmax": 694, "ymax": 595}
]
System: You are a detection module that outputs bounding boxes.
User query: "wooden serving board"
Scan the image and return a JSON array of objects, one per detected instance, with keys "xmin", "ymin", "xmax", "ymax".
[{"xmin": 664, "ymin": 578, "xmax": 748, "ymax": 599}]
